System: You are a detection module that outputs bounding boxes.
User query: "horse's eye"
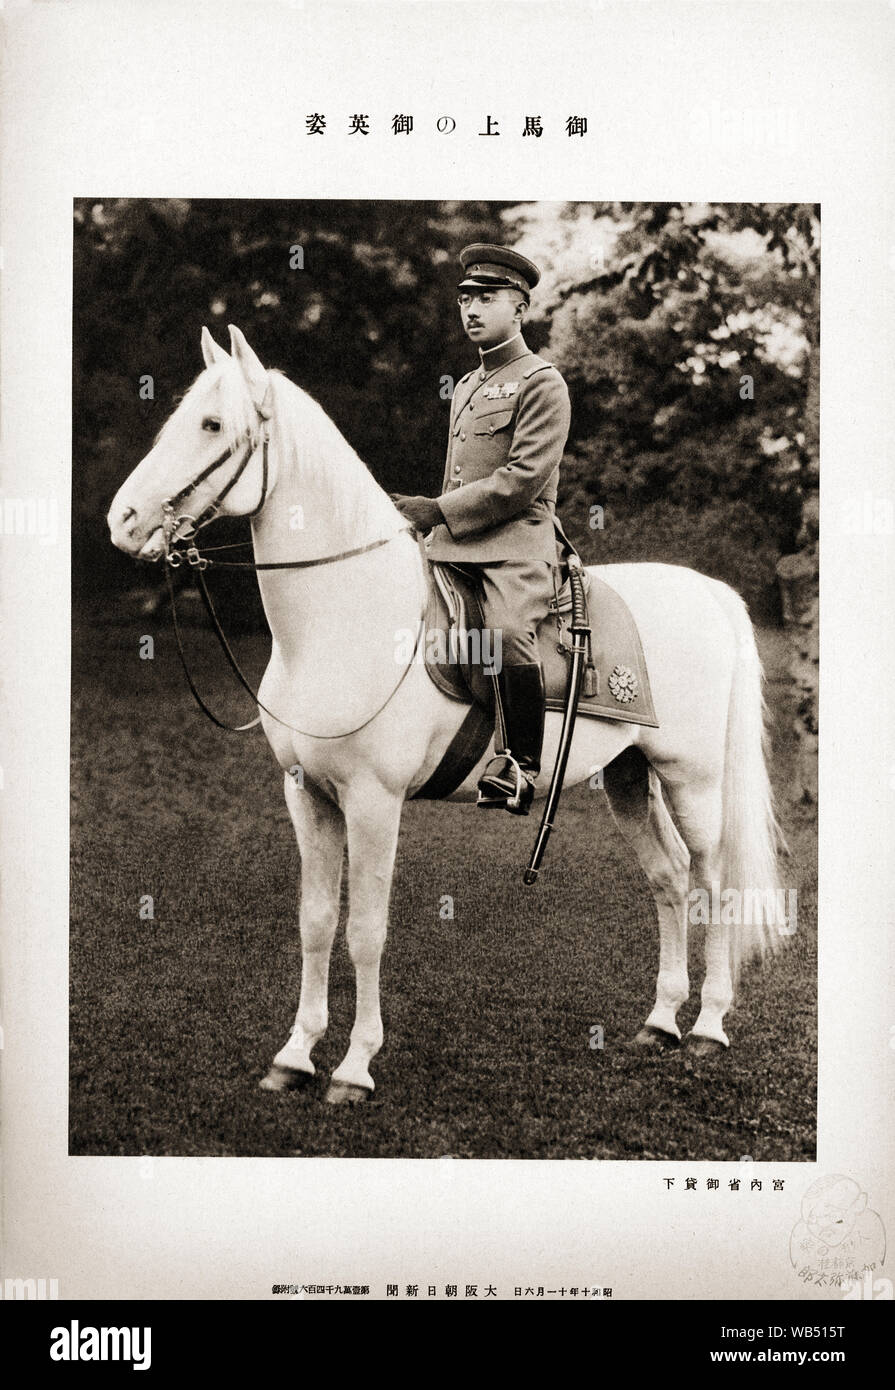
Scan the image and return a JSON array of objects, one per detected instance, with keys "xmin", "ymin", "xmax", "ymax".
[{"xmin": 202, "ymin": 418, "xmax": 222, "ymax": 433}]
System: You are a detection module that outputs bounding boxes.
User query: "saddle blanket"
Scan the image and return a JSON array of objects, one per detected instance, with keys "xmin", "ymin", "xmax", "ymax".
[{"xmin": 412, "ymin": 562, "xmax": 658, "ymax": 800}]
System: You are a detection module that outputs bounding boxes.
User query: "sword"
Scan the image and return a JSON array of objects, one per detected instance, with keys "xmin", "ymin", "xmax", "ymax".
[{"xmin": 523, "ymin": 555, "xmax": 590, "ymax": 885}]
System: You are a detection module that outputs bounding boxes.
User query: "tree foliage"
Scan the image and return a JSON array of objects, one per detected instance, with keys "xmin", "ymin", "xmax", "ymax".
[
  {"xmin": 507, "ymin": 201, "xmax": 819, "ymax": 613},
  {"xmin": 75, "ymin": 199, "xmax": 818, "ymax": 617},
  {"xmin": 73, "ymin": 197, "xmax": 512, "ymax": 599}
]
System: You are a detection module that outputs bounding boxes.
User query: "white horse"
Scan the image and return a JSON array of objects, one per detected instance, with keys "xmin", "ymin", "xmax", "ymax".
[{"xmin": 108, "ymin": 325, "xmax": 787, "ymax": 1104}]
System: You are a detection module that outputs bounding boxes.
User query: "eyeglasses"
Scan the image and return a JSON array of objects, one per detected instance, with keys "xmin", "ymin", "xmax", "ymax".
[{"xmin": 457, "ymin": 291, "xmax": 500, "ymax": 308}]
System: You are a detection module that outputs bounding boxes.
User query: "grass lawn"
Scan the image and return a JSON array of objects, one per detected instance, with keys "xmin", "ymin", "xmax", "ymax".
[{"xmin": 70, "ymin": 611, "xmax": 816, "ymax": 1159}]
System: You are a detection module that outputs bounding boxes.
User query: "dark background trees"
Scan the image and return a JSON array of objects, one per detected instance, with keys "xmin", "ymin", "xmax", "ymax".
[
  {"xmin": 74, "ymin": 198, "xmax": 818, "ymax": 623},
  {"xmin": 74, "ymin": 197, "xmax": 515, "ymax": 604}
]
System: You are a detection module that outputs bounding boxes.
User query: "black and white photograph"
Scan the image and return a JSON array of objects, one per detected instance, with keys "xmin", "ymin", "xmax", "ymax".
[
  {"xmin": 1, "ymin": 0, "xmax": 892, "ymax": 1324},
  {"xmin": 75, "ymin": 197, "xmax": 818, "ymax": 1160}
]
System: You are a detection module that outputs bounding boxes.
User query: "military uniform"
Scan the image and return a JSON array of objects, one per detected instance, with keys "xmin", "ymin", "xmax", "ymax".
[
  {"xmin": 425, "ymin": 333, "xmax": 571, "ymax": 665},
  {"xmin": 396, "ymin": 244, "xmax": 571, "ymax": 814}
]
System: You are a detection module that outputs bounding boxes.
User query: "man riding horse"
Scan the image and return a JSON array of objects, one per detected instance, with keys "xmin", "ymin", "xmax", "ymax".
[{"xmin": 393, "ymin": 244, "xmax": 572, "ymax": 817}]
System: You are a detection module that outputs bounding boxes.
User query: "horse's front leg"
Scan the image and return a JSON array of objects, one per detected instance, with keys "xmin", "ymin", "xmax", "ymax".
[
  {"xmin": 326, "ymin": 779, "xmax": 403, "ymax": 1104},
  {"xmin": 260, "ymin": 772, "xmax": 346, "ymax": 1092}
]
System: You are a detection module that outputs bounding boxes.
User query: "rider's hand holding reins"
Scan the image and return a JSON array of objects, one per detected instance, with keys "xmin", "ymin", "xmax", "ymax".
[{"xmin": 390, "ymin": 494, "xmax": 443, "ymax": 533}]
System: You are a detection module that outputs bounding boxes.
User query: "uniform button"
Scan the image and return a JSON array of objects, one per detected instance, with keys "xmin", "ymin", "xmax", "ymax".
[
  {"xmin": 488, "ymin": 425, "xmax": 495, "ymax": 433},
  {"xmin": 460, "ymin": 432, "xmax": 466, "ymax": 441},
  {"xmin": 479, "ymin": 371, "xmax": 485, "ymax": 380},
  {"xmin": 453, "ymin": 464, "xmax": 461, "ymax": 475}
]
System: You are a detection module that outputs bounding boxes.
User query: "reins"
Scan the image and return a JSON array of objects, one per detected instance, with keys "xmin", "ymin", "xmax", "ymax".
[
  {"xmin": 166, "ymin": 532, "xmax": 405, "ymax": 573},
  {"xmin": 160, "ymin": 399, "xmax": 424, "ymax": 739}
]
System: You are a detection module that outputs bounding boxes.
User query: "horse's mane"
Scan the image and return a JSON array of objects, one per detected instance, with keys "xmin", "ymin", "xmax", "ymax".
[{"xmin": 265, "ymin": 369, "xmax": 398, "ymax": 536}]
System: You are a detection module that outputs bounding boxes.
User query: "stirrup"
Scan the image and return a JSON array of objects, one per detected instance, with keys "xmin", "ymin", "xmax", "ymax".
[
  {"xmin": 476, "ymin": 750, "xmax": 517, "ymax": 807},
  {"xmin": 476, "ymin": 752, "xmax": 534, "ymax": 814},
  {"xmin": 505, "ymin": 766, "xmax": 536, "ymax": 816}
]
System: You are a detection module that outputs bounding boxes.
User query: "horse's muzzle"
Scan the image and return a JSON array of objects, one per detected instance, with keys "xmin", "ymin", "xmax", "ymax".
[{"xmin": 107, "ymin": 499, "xmax": 163, "ymax": 559}]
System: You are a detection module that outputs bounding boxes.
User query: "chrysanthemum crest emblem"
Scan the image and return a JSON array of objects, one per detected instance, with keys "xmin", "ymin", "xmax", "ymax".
[{"xmin": 608, "ymin": 664, "xmax": 638, "ymax": 704}]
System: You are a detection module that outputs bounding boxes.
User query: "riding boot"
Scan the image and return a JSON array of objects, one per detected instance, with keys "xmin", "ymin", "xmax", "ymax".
[{"xmin": 476, "ymin": 662, "xmax": 546, "ymax": 816}]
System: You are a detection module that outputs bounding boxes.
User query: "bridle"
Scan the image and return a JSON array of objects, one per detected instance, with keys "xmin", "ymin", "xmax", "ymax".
[
  {"xmin": 158, "ymin": 391, "xmax": 424, "ymax": 739},
  {"xmin": 161, "ymin": 397, "xmax": 272, "ymax": 557}
]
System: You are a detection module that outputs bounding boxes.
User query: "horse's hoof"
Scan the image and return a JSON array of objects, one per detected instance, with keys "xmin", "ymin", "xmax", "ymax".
[
  {"xmin": 325, "ymin": 1081, "xmax": 371, "ymax": 1106},
  {"xmin": 259, "ymin": 1063, "xmax": 314, "ymax": 1093},
  {"xmin": 633, "ymin": 1025, "xmax": 680, "ymax": 1050},
  {"xmin": 684, "ymin": 1034, "xmax": 727, "ymax": 1059}
]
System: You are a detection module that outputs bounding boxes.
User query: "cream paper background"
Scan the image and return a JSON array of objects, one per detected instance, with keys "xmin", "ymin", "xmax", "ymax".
[{"xmin": 0, "ymin": 0, "xmax": 892, "ymax": 1299}]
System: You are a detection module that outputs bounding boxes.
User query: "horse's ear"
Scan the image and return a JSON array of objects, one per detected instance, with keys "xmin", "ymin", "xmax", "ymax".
[
  {"xmin": 201, "ymin": 326, "xmax": 229, "ymax": 368},
  {"xmin": 228, "ymin": 324, "xmax": 269, "ymax": 411}
]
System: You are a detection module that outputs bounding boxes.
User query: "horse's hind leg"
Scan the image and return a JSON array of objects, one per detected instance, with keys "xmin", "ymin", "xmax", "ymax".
[
  {"xmin": 260, "ymin": 773, "xmax": 346, "ymax": 1092},
  {"xmin": 664, "ymin": 778, "xmax": 731, "ymax": 1054},
  {"xmin": 604, "ymin": 748, "xmax": 691, "ymax": 1046}
]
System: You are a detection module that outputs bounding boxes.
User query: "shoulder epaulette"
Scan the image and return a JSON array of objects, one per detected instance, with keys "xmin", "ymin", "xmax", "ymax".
[{"xmin": 523, "ymin": 360, "xmax": 556, "ymax": 378}]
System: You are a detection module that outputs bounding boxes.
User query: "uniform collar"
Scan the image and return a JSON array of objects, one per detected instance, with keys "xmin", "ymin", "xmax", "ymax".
[{"xmin": 478, "ymin": 332, "xmax": 529, "ymax": 373}]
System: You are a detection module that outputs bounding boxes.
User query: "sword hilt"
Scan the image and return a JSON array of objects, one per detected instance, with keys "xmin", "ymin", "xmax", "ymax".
[{"xmin": 567, "ymin": 554, "xmax": 590, "ymax": 633}]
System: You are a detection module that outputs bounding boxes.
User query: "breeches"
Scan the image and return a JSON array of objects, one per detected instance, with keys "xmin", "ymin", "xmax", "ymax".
[{"xmin": 459, "ymin": 560, "xmax": 554, "ymax": 666}]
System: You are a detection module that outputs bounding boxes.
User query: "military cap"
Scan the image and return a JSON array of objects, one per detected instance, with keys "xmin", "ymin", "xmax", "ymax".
[{"xmin": 458, "ymin": 244, "xmax": 541, "ymax": 299}]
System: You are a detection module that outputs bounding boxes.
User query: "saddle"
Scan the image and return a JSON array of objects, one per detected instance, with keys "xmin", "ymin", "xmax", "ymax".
[{"xmin": 413, "ymin": 533, "xmax": 658, "ymax": 800}]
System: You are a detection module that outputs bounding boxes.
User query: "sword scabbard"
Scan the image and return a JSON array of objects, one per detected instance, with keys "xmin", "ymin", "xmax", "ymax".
[{"xmin": 524, "ymin": 553, "xmax": 590, "ymax": 883}]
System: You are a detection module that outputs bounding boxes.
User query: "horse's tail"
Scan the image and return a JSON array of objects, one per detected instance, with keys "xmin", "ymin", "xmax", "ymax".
[{"xmin": 714, "ymin": 582, "xmax": 789, "ymax": 986}]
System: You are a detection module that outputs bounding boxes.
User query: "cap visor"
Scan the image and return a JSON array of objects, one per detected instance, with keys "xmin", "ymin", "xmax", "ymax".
[{"xmin": 458, "ymin": 277, "xmax": 516, "ymax": 291}]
